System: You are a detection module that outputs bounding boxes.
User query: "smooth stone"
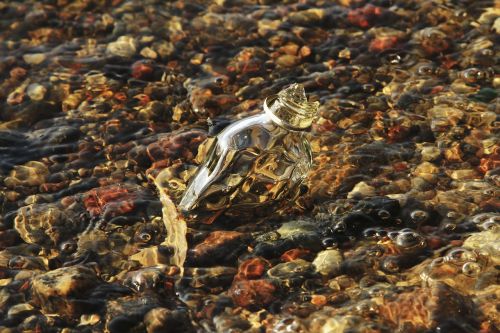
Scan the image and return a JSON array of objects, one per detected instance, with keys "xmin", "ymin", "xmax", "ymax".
[
  {"xmin": 277, "ymin": 220, "xmax": 318, "ymax": 239},
  {"xmin": 228, "ymin": 279, "xmax": 276, "ymax": 308},
  {"xmin": 152, "ymin": 41, "xmax": 174, "ymax": 59},
  {"xmin": 347, "ymin": 181, "xmax": 376, "ymax": 198},
  {"xmin": 276, "ymin": 54, "xmax": 300, "ymax": 67},
  {"xmin": 420, "ymin": 146, "xmax": 441, "ymax": 162},
  {"xmin": 140, "ymin": 47, "xmax": 158, "ymax": 59},
  {"xmin": 213, "ymin": 313, "xmax": 251, "ymax": 333},
  {"xmin": 449, "ymin": 169, "xmax": 480, "ymax": 180},
  {"xmin": 493, "ymin": 17, "xmax": 500, "ymax": 33},
  {"xmin": 23, "ymin": 53, "xmax": 46, "ymax": 65},
  {"xmin": 106, "ymin": 36, "xmax": 137, "ymax": 58},
  {"xmin": 144, "ymin": 308, "xmax": 193, "ymax": 333},
  {"xmin": 313, "ymin": 315, "xmax": 366, "ymax": 333},
  {"xmin": 26, "ymin": 83, "xmax": 47, "ymax": 101},
  {"xmin": 411, "ymin": 177, "xmax": 433, "ymax": 191},
  {"xmin": 5, "ymin": 161, "xmax": 49, "ymax": 188},
  {"xmin": 413, "ymin": 162, "xmax": 439, "ymax": 183},
  {"xmin": 267, "ymin": 259, "xmax": 312, "ymax": 279},
  {"xmin": 7, "ymin": 303, "xmax": 36, "ymax": 319},
  {"xmin": 463, "ymin": 229, "xmax": 500, "ymax": 257},
  {"xmin": 31, "ymin": 265, "xmax": 100, "ymax": 317},
  {"xmin": 312, "ymin": 249, "xmax": 343, "ymax": 277}
]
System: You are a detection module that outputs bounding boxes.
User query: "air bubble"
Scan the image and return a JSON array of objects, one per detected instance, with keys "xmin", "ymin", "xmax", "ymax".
[
  {"xmin": 430, "ymin": 257, "xmax": 445, "ymax": 267},
  {"xmin": 139, "ymin": 232, "xmax": 152, "ymax": 242},
  {"xmin": 445, "ymin": 248, "xmax": 477, "ymax": 265},
  {"xmin": 461, "ymin": 68, "xmax": 489, "ymax": 83},
  {"xmin": 461, "ymin": 262, "xmax": 481, "ymax": 277},
  {"xmin": 410, "ymin": 210, "xmax": 429, "ymax": 223},
  {"xmin": 387, "ymin": 53, "xmax": 402, "ymax": 64},
  {"xmin": 334, "ymin": 221, "xmax": 346, "ymax": 233},
  {"xmin": 471, "ymin": 213, "xmax": 493, "ymax": 224},
  {"xmin": 321, "ymin": 237, "xmax": 337, "ymax": 248},
  {"xmin": 395, "ymin": 231, "xmax": 425, "ymax": 249},
  {"xmin": 387, "ymin": 231, "xmax": 400, "ymax": 240},
  {"xmin": 486, "ymin": 215, "xmax": 500, "ymax": 224},
  {"xmin": 60, "ymin": 240, "xmax": 77, "ymax": 254},
  {"xmin": 377, "ymin": 209, "xmax": 391, "ymax": 220},
  {"xmin": 480, "ymin": 221, "xmax": 498, "ymax": 231},
  {"xmin": 443, "ymin": 223, "xmax": 457, "ymax": 232},
  {"xmin": 362, "ymin": 84, "xmax": 375, "ymax": 93},
  {"xmin": 417, "ymin": 64, "xmax": 435, "ymax": 76},
  {"xmin": 363, "ymin": 228, "xmax": 378, "ymax": 239}
]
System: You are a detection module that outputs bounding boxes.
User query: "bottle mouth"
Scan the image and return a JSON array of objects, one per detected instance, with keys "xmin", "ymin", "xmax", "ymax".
[{"xmin": 264, "ymin": 83, "xmax": 319, "ymax": 131}]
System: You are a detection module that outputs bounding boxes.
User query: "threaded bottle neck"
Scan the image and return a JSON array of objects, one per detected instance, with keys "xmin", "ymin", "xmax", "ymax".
[{"xmin": 263, "ymin": 83, "xmax": 319, "ymax": 131}]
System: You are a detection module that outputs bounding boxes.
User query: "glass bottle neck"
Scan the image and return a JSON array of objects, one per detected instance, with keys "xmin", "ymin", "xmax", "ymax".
[
  {"xmin": 263, "ymin": 95, "xmax": 310, "ymax": 131},
  {"xmin": 263, "ymin": 82, "xmax": 319, "ymax": 131}
]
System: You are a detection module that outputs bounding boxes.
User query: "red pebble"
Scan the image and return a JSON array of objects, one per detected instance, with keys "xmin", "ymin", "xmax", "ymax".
[
  {"xmin": 347, "ymin": 5, "xmax": 383, "ymax": 29},
  {"xmin": 10, "ymin": 67, "xmax": 27, "ymax": 80},
  {"xmin": 387, "ymin": 125, "xmax": 410, "ymax": 143},
  {"xmin": 280, "ymin": 248, "xmax": 311, "ymax": 262},
  {"xmin": 191, "ymin": 231, "xmax": 243, "ymax": 260},
  {"xmin": 392, "ymin": 162, "xmax": 408, "ymax": 172},
  {"xmin": 478, "ymin": 154, "xmax": 500, "ymax": 174},
  {"xmin": 236, "ymin": 257, "xmax": 271, "ymax": 280},
  {"xmin": 229, "ymin": 279, "xmax": 276, "ymax": 308},
  {"xmin": 83, "ymin": 185, "xmax": 136, "ymax": 217},
  {"xmin": 369, "ymin": 36, "xmax": 398, "ymax": 52},
  {"xmin": 131, "ymin": 60, "xmax": 154, "ymax": 79}
]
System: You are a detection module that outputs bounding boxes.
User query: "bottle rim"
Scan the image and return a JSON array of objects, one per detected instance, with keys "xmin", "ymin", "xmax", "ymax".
[{"xmin": 264, "ymin": 94, "xmax": 318, "ymax": 131}]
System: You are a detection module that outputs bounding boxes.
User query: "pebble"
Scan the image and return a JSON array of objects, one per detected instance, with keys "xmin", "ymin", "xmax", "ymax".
[
  {"xmin": 22, "ymin": 53, "xmax": 46, "ymax": 65},
  {"xmin": 7, "ymin": 303, "xmax": 36, "ymax": 320},
  {"xmin": 140, "ymin": 47, "xmax": 158, "ymax": 59},
  {"xmin": 267, "ymin": 259, "xmax": 312, "ymax": 280},
  {"xmin": 463, "ymin": 228, "xmax": 499, "ymax": 257},
  {"xmin": 31, "ymin": 265, "xmax": 100, "ymax": 317},
  {"xmin": 106, "ymin": 36, "xmax": 137, "ymax": 58},
  {"xmin": 449, "ymin": 169, "xmax": 479, "ymax": 181},
  {"xmin": 276, "ymin": 54, "xmax": 300, "ymax": 68},
  {"xmin": 413, "ymin": 162, "xmax": 439, "ymax": 183},
  {"xmin": 312, "ymin": 249, "xmax": 343, "ymax": 277},
  {"xmin": 347, "ymin": 181, "xmax": 376, "ymax": 198},
  {"xmin": 277, "ymin": 220, "xmax": 318, "ymax": 240},
  {"xmin": 26, "ymin": 83, "xmax": 47, "ymax": 101},
  {"xmin": 0, "ymin": 0, "xmax": 498, "ymax": 331},
  {"xmin": 420, "ymin": 146, "xmax": 441, "ymax": 162},
  {"xmin": 144, "ymin": 308, "xmax": 193, "ymax": 333},
  {"xmin": 229, "ymin": 279, "xmax": 277, "ymax": 308}
]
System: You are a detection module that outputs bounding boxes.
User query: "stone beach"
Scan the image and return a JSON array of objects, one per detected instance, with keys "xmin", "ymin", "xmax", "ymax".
[{"xmin": 0, "ymin": 0, "xmax": 499, "ymax": 332}]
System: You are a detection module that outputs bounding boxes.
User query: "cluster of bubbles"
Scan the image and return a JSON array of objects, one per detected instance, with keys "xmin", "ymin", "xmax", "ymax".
[
  {"xmin": 427, "ymin": 247, "xmax": 485, "ymax": 279},
  {"xmin": 362, "ymin": 227, "xmax": 426, "ymax": 251},
  {"xmin": 470, "ymin": 213, "xmax": 500, "ymax": 231}
]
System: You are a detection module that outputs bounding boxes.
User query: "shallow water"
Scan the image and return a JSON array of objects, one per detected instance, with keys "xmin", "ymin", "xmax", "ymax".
[{"xmin": 0, "ymin": 0, "xmax": 499, "ymax": 332}]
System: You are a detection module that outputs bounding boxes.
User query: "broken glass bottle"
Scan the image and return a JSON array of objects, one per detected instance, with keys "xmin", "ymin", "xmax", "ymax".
[{"xmin": 179, "ymin": 83, "xmax": 320, "ymax": 223}]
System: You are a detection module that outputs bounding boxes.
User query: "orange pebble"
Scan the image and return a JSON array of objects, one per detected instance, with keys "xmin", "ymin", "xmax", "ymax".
[
  {"xmin": 311, "ymin": 294, "xmax": 327, "ymax": 306},
  {"xmin": 281, "ymin": 248, "xmax": 311, "ymax": 262}
]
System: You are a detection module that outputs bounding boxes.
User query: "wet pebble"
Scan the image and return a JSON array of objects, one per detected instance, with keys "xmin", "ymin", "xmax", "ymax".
[
  {"xmin": 22, "ymin": 53, "xmax": 46, "ymax": 65},
  {"xmin": 229, "ymin": 279, "xmax": 277, "ymax": 309},
  {"xmin": 312, "ymin": 249, "xmax": 343, "ymax": 277},
  {"xmin": 144, "ymin": 307, "xmax": 194, "ymax": 333},
  {"xmin": 106, "ymin": 36, "xmax": 137, "ymax": 58},
  {"xmin": 31, "ymin": 265, "xmax": 100, "ymax": 318},
  {"xmin": 26, "ymin": 83, "xmax": 47, "ymax": 101}
]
